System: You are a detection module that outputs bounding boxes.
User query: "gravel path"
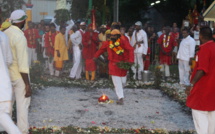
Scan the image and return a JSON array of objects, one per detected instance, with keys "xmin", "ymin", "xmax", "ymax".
[{"xmin": 29, "ymin": 87, "xmax": 195, "ymax": 131}]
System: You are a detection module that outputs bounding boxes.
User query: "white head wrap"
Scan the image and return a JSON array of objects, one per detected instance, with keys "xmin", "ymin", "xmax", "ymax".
[
  {"xmin": 9, "ymin": 10, "xmax": 27, "ymax": 23},
  {"xmin": 80, "ymin": 22, "xmax": 86, "ymax": 26},
  {"xmin": 135, "ymin": 21, "xmax": 142, "ymax": 26}
]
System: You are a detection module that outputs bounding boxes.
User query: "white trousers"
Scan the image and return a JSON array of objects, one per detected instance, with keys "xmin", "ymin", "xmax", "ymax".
[
  {"xmin": 132, "ymin": 53, "xmax": 144, "ymax": 80},
  {"xmin": 28, "ymin": 48, "xmax": 37, "ymax": 67},
  {"xmin": 69, "ymin": 49, "xmax": 82, "ymax": 79},
  {"xmin": 178, "ymin": 60, "xmax": 190, "ymax": 85},
  {"xmin": 0, "ymin": 102, "xmax": 21, "ymax": 134},
  {"xmin": 111, "ymin": 76, "xmax": 126, "ymax": 99},
  {"xmin": 192, "ymin": 109, "xmax": 215, "ymax": 134},
  {"xmin": 12, "ymin": 79, "xmax": 31, "ymax": 134},
  {"xmin": 48, "ymin": 58, "xmax": 59, "ymax": 76},
  {"xmin": 160, "ymin": 64, "xmax": 170, "ymax": 77}
]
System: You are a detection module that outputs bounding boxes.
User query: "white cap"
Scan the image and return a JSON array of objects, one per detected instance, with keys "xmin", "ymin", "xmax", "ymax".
[
  {"xmin": 135, "ymin": 21, "xmax": 142, "ymax": 26},
  {"xmin": 80, "ymin": 22, "xmax": 86, "ymax": 25},
  {"xmin": 9, "ymin": 9, "xmax": 27, "ymax": 23}
]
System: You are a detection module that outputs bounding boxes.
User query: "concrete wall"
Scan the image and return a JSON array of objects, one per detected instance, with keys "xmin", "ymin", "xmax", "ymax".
[{"xmin": 23, "ymin": 0, "xmax": 57, "ymax": 22}]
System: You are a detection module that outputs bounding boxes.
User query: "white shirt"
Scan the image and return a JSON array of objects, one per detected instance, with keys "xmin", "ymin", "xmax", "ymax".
[
  {"xmin": 177, "ymin": 35, "xmax": 196, "ymax": 61},
  {"xmin": 131, "ymin": 29, "xmax": 148, "ymax": 54},
  {"xmin": 0, "ymin": 31, "xmax": 13, "ymax": 67},
  {"xmin": 193, "ymin": 31, "xmax": 199, "ymax": 40},
  {"xmin": 70, "ymin": 30, "xmax": 82, "ymax": 51},
  {"xmin": 0, "ymin": 32, "xmax": 13, "ymax": 102}
]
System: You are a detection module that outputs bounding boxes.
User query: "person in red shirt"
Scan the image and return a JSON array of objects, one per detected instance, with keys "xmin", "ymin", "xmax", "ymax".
[
  {"xmin": 157, "ymin": 26, "xmax": 177, "ymax": 78},
  {"xmin": 82, "ymin": 24, "xmax": 99, "ymax": 81},
  {"xmin": 24, "ymin": 21, "xmax": 40, "ymax": 66},
  {"xmin": 44, "ymin": 23, "xmax": 59, "ymax": 76},
  {"xmin": 94, "ymin": 29, "xmax": 134, "ymax": 105},
  {"xmin": 186, "ymin": 27, "xmax": 215, "ymax": 134}
]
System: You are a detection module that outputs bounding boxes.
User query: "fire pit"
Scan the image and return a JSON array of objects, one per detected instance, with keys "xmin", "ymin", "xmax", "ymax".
[{"xmin": 98, "ymin": 94, "xmax": 113, "ymax": 104}]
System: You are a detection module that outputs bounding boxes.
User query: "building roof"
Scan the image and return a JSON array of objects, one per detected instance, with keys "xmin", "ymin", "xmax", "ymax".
[{"xmin": 203, "ymin": 1, "xmax": 215, "ymax": 21}]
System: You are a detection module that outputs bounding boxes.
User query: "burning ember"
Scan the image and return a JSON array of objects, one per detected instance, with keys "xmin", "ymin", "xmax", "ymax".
[{"xmin": 98, "ymin": 94, "xmax": 110, "ymax": 103}]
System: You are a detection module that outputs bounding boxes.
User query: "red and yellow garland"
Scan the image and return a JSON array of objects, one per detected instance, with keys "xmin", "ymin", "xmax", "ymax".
[{"xmin": 109, "ymin": 39, "xmax": 124, "ymax": 55}]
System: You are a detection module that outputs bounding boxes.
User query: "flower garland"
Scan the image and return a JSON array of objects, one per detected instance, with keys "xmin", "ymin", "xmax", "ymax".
[
  {"xmin": 109, "ymin": 39, "xmax": 124, "ymax": 55},
  {"xmin": 48, "ymin": 31, "xmax": 58, "ymax": 48},
  {"xmin": 163, "ymin": 33, "xmax": 171, "ymax": 48},
  {"xmin": 28, "ymin": 29, "xmax": 36, "ymax": 45}
]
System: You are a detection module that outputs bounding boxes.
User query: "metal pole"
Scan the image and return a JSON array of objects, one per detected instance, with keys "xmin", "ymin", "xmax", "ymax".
[
  {"xmin": 88, "ymin": 0, "xmax": 93, "ymax": 24},
  {"xmin": 113, "ymin": 0, "xmax": 119, "ymax": 22}
]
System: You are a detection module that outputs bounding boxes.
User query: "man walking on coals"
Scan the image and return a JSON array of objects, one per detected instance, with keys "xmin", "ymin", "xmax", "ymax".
[{"xmin": 94, "ymin": 29, "xmax": 134, "ymax": 105}]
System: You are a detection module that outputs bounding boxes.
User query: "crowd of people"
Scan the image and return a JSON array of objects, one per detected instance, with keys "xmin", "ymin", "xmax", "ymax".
[{"xmin": 1, "ymin": 8, "xmax": 215, "ymax": 134}]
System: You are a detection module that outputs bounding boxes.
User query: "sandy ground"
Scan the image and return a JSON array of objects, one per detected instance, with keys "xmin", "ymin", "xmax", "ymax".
[{"xmin": 29, "ymin": 87, "xmax": 195, "ymax": 131}]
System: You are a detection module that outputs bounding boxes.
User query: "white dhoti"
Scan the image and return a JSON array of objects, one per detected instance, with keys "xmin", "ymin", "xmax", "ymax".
[
  {"xmin": 12, "ymin": 79, "xmax": 31, "ymax": 134},
  {"xmin": 0, "ymin": 102, "xmax": 21, "ymax": 134},
  {"xmin": 132, "ymin": 53, "xmax": 144, "ymax": 80},
  {"xmin": 160, "ymin": 64, "xmax": 170, "ymax": 77},
  {"xmin": 28, "ymin": 47, "xmax": 37, "ymax": 67},
  {"xmin": 48, "ymin": 57, "xmax": 55, "ymax": 76},
  {"xmin": 178, "ymin": 60, "xmax": 190, "ymax": 85},
  {"xmin": 192, "ymin": 109, "xmax": 215, "ymax": 134},
  {"xmin": 111, "ymin": 76, "xmax": 126, "ymax": 99},
  {"xmin": 69, "ymin": 47, "xmax": 82, "ymax": 79}
]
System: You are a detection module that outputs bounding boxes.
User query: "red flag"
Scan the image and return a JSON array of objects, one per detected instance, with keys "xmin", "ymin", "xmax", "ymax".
[{"xmin": 91, "ymin": 9, "xmax": 96, "ymax": 30}]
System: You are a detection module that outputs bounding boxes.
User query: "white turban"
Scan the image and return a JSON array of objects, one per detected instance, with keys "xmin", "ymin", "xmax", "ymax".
[
  {"xmin": 135, "ymin": 21, "xmax": 142, "ymax": 26},
  {"xmin": 9, "ymin": 10, "xmax": 27, "ymax": 23}
]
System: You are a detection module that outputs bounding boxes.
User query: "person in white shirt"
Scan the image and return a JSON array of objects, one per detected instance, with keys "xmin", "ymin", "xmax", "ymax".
[
  {"xmin": 0, "ymin": 31, "xmax": 21, "ymax": 134},
  {"xmin": 177, "ymin": 28, "xmax": 196, "ymax": 86},
  {"xmin": 131, "ymin": 21, "xmax": 148, "ymax": 80},
  {"xmin": 4, "ymin": 10, "xmax": 31, "ymax": 134},
  {"xmin": 41, "ymin": 25, "xmax": 50, "ymax": 70},
  {"xmin": 69, "ymin": 25, "xmax": 83, "ymax": 79}
]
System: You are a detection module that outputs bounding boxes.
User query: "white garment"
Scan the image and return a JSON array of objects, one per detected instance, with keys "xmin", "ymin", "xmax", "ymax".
[
  {"xmin": 178, "ymin": 60, "xmax": 190, "ymax": 85},
  {"xmin": 192, "ymin": 109, "xmax": 215, "ymax": 134},
  {"xmin": 69, "ymin": 31, "xmax": 82, "ymax": 79},
  {"xmin": 27, "ymin": 47, "xmax": 37, "ymax": 66},
  {"xmin": 160, "ymin": 64, "xmax": 170, "ymax": 77},
  {"xmin": 177, "ymin": 35, "xmax": 196, "ymax": 61},
  {"xmin": 132, "ymin": 53, "xmax": 144, "ymax": 80},
  {"xmin": 11, "ymin": 78, "xmax": 31, "ymax": 134},
  {"xmin": 194, "ymin": 31, "xmax": 200, "ymax": 45},
  {"xmin": 0, "ymin": 102, "xmax": 21, "ymax": 134},
  {"xmin": 0, "ymin": 32, "xmax": 13, "ymax": 102},
  {"xmin": 0, "ymin": 31, "xmax": 13, "ymax": 67},
  {"xmin": 111, "ymin": 76, "xmax": 126, "ymax": 99},
  {"xmin": 42, "ymin": 34, "xmax": 48, "ymax": 58},
  {"xmin": 48, "ymin": 58, "xmax": 55, "ymax": 75},
  {"xmin": 131, "ymin": 29, "xmax": 148, "ymax": 55}
]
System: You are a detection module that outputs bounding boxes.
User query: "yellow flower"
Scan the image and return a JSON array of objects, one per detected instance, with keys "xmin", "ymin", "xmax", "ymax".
[
  {"xmin": 109, "ymin": 44, "xmax": 114, "ymax": 49},
  {"xmin": 34, "ymin": 60, "xmax": 40, "ymax": 64},
  {"xmin": 116, "ymin": 50, "xmax": 121, "ymax": 54},
  {"xmin": 115, "ymin": 42, "xmax": 120, "ymax": 46},
  {"xmin": 156, "ymin": 65, "xmax": 162, "ymax": 70}
]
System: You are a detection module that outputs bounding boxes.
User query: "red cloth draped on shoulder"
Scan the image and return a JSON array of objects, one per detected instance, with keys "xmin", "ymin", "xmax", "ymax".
[
  {"xmin": 94, "ymin": 37, "xmax": 134, "ymax": 77},
  {"xmin": 44, "ymin": 31, "xmax": 59, "ymax": 57},
  {"xmin": 157, "ymin": 33, "xmax": 177, "ymax": 65},
  {"xmin": 82, "ymin": 31, "xmax": 99, "ymax": 71}
]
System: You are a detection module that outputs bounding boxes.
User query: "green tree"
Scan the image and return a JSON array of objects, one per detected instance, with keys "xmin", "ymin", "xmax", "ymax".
[{"xmin": 0, "ymin": 0, "xmax": 25, "ymax": 20}]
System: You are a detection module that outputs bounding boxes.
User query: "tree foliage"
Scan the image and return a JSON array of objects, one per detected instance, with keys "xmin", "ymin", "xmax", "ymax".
[{"xmin": 0, "ymin": 0, "xmax": 25, "ymax": 20}]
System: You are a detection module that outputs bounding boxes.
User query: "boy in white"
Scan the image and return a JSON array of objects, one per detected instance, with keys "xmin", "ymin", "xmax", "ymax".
[{"xmin": 69, "ymin": 25, "xmax": 83, "ymax": 79}]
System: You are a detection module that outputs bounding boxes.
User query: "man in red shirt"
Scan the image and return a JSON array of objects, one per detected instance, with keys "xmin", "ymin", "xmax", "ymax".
[
  {"xmin": 44, "ymin": 23, "xmax": 59, "ymax": 76},
  {"xmin": 94, "ymin": 29, "xmax": 134, "ymax": 105},
  {"xmin": 157, "ymin": 26, "xmax": 176, "ymax": 78},
  {"xmin": 82, "ymin": 24, "xmax": 99, "ymax": 81},
  {"xmin": 24, "ymin": 21, "xmax": 40, "ymax": 66},
  {"xmin": 186, "ymin": 27, "xmax": 215, "ymax": 134}
]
